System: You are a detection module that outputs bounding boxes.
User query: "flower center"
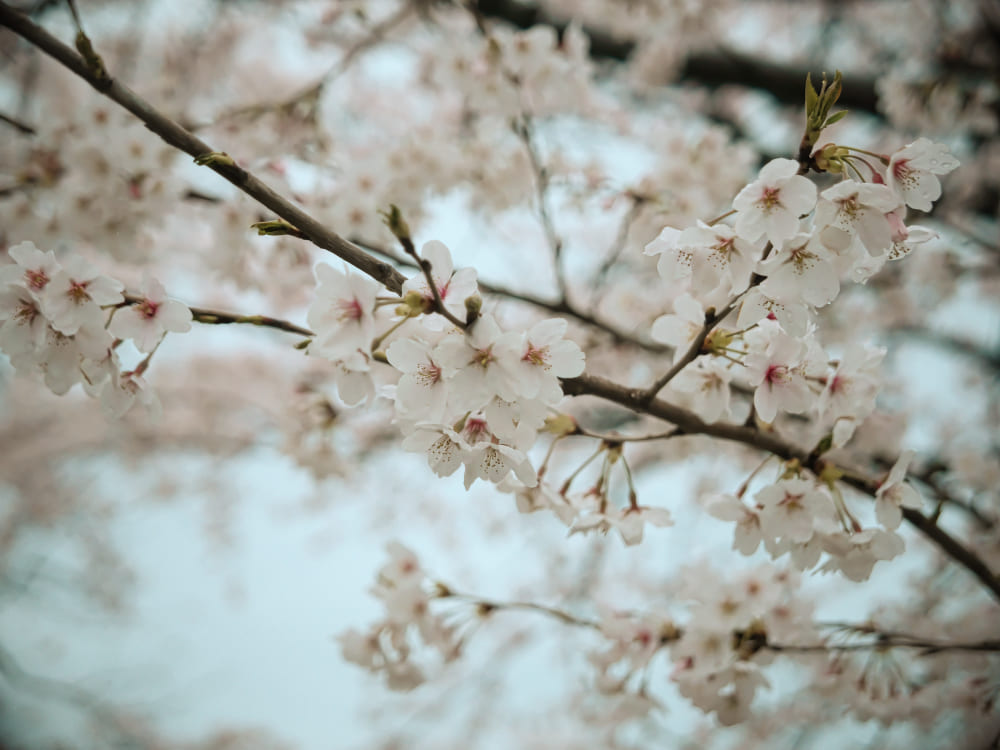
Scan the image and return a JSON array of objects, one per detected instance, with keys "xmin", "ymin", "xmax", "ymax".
[{"xmin": 25, "ymin": 269, "xmax": 49, "ymax": 290}]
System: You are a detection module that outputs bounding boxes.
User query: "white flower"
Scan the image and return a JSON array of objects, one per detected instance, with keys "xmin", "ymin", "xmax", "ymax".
[
  {"xmin": 886, "ymin": 209, "xmax": 937, "ymax": 261},
  {"xmin": 887, "ymin": 138, "xmax": 960, "ymax": 211},
  {"xmin": 436, "ymin": 314, "xmax": 519, "ymax": 405},
  {"xmin": 676, "ymin": 222, "xmax": 757, "ymax": 295},
  {"xmin": 755, "ymin": 478, "xmax": 827, "ymax": 544},
  {"xmin": 571, "ymin": 505, "xmax": 672, "ymax": 546},
  {"xmin": 670, "ymin": 357, "xmax": 733, "ymax": 423},
  {"xmin": 814, "ymin": 181, "xmax": 900, "ymax": 256},
  {"xmin": 402, "ymin": 424, "xmax": 470, "ymax": 479},
  {"xmin": 744, "ymin": 331, "xmax": 813, "ymax": 423},
  {"xmin": 643, "ymin": 226, "xmax": 685, "ymax": 281},
  {"xmin": 387, "ymin": 337, "xmax": 449, "ymax": 423},
  {"xmin": 651, "ymin": 293, "xmax": 705, "ymax": 358},
  {"xmin": 875, "ymin": 451, "xmax": 923, "ymax": 529},
  {"xmin": 733, "ymin": 158, "xmax": 817, "ymax": 246},
  {"xmin": 100, "ymin": 368, "xmax": 161, "ymax": 419},
  {"xmin": 307, "ymin": 264, "xmax": 379, "ymax": 359},
  {"xmin": 108, "ymin": 276, "xmax": 192, "ymax": 352},
  {"xmin": 0, "ymin": 241, "xmax": 60, "ymax": 295},
  {"xmin": 819, "ymin": 528, "xmax": 905, "ymax": 581},
  {"xmin": 43, "ymin": 256, "xmax": 124, "ymax": 335},
  {"xmin": 736, "ymin": 283, "xmax": 812, "ymax": 338},
  {"xmin": 706, "ymin": 494, "xmax": 763, "ymax": 555},
  {"xmin": 501, "ymin": 318, "xmax": 584, "ymax": 402},
  {"xmin": 0, "ymin": 286, "xmax": 48, "ymax": 356},
  {"xmin": 756, "ymin": 232, "xmax": 840, "ymax": 307}
]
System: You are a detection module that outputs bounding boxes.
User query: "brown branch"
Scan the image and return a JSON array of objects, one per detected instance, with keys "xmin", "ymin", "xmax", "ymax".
[
  {"xmin": 438, "ymin": 588, "xmax": 1000, "ymax": 654},
  {"xmin": 353, "ymin": 236, "xmax": 668, "ymax": 351},
  {"xmin": 0, "ymin": 110, "xmax": 36, "ymax": 134},
  {"xmin": 0, "ymin": 2, "xmax": 406, "ymax": 294},
  {"xmin": 560, "ymin": 372, "xmax": 1000, "ymax": 602},
  {"xmin": 120, "ymin": 294, "xmax": 314, "ymax": 338}
]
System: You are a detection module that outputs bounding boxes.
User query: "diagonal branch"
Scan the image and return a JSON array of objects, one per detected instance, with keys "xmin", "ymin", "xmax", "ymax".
[
  {"xmin": 0, "ymin": 2, "xmax": 407, "ymax": 294},
  {"xmin": 560, "ymin": 372, "xmax": 1000, "ymax": 603}
]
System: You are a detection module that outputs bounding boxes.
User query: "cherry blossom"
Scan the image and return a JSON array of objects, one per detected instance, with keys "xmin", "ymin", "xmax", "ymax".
[
  {"xmin": 43, "ymin": 255, "xmax": 124, "ymax": 336},
  {"xmin": 706, "ymin": 494, "xmax": 763, "ymax": 555},
  {"xmin": 875, "ymin": 451, "xmax": 923, "ymax": 530},
  {"xmin": 571, "ymin": 504, "xmax": 673, "ymax": 546},
  {"xmin": 756, "ymin": 232, "xmax": 840, "ymax": 307},
  {"xmin": 736, "ymin": 283, "xmax": 812, "ymax": 337},
  {"xmin": 676, "ymin": 221, "xmax": 758, "ymax": 295},
  {"xmin": 886, "ymin": 138, "xmax": 960, "ymax": 211},
  {"xmin": 501, "ymin": 318, "xmax": 585, "ymax": 402},
  {"xmin": 733, "ymin": 158, "xmax": 817, "ymax": 245},
  {"xmin": 650, "ymin": 292, "xmax": 705, "ymax": 357},
  {"xmin": 813, "ymin": 180, "xmax": 900, "ymax": 256},
  {"xmin": 108, "ymin": 276, "xmax": 192, "ymax": 352},
  {"xmin": 669, "ymin": 357, "xmax": 733, "ymax": 423},
  {"xmin": 386, "ymin": 337, "xmax": 450, "ymax": 423},
  {"xmin": 0, "ymin": 240, "xmax": 60, "ymax": 294},
  {"xmin": 307, "ymin": 264, "xmax": 379, "ymax": 359},
  {"xmin": 743, "ymin": 328, "xmax": 815, "ymax": 423},
  {"xmin": 755, "ymin": 478, "xmax": 828, "ymax": 544}
]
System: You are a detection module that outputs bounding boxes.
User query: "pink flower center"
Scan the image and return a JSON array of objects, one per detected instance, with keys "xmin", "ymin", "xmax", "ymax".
[
  {"xmin": 757, "ymin": 186, "xmax": 783, "ymax": 212},
  {"xmin": 68, "ymin": 279, "xmax": 91, "ymax": 305},
  {"xmin": 138, "ymin": 299, "xmax": 160, "ymax": 319},
  {"xmin": 416, "ymin": 360, "xmax": 442, "ymax": 386},
  {"xmin": 337, "ymin": 297, "xmax": 364, "ymax": 322},
  {"xmin": 25, "ymin": 268, "xmax": 49, "ymax": 290},
  {"xmin": 764, "ymin": 364, "xmax": 790, "ymax": 385},
  {"xmin": 463, "ymin": 417, "xmax": 489, "ymax": 443},
  {"xmin": 892, "ymin": 158, "xmax": 911, "ymax": 182},
  {"xmin": 522, "ymin": 343, "xmax": 550, "ymax": 367},
  {"xmin": 472, "ymin": 346, "xmax": 495, "ymax": 370}
]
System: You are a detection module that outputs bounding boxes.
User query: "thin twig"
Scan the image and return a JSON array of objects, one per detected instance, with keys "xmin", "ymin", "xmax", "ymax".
[
  {"xmin": 592, "ymin": 193, "xmax": 645, "ymax": 284},
  {"xmin": 354, "ymin": 236, "xmax": 668, "ymax": 351},
  {"xmin": 514, "ymin": 114, "xmax": 567, "ymax": 302},
  {"xmin": 437, "ymin": 589, "xmax": 1000, "ymax": 653},
  {"xmin": 0, "ymin": 110, "xmax": 36, "ymax": 134},
  {"xmin": 121, "ymin": 294, "xmax": 314, "ymax": 338},
  {"xmin": 574, "ymin": 426, "xmax": 681, "ymax": 443},
  {"xmin": 191, "ymin": 3, "xmax": 416, "ymax": 130}
]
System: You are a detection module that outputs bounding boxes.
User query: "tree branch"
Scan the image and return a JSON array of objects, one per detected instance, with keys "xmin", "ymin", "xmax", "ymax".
[
  {"xmin": 473, "ymin": 0, "xmax": 880, "ymax": 115},
  {"xmin": 0, "ymin": 2, "xmax": 407, "ymax": 294},
  {"xmin": 560, "ymin": 372, "xmax": 1000, "ymax": 602},
  {"xmin": 438, "ymin": 588, "xmax": 1000, "ymax": 654}
]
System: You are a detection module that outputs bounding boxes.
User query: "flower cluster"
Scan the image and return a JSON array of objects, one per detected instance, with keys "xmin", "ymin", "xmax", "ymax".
[
  {"xmin": 708, "ymin": 451, "xmax": 921, "ymax": 581},
  {"xmin": 337, "ymin": 542, "xmax": 458, "ymax": 692},
  {"xmin": 644, "ymin": 140, "xmax": 957, "ymax": 434},
  {"xmin": 307, "ymin": 240, "xmax": 585, "ymax": 490},
  {"xmin": 0, "ymin": 241, "xmax": 191, "ymax": 417}
]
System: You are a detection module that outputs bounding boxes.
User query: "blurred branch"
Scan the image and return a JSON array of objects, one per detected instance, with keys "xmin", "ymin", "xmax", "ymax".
[
  {"xmin": 0, "ymin": 109, "xmax": 35, "ymax": 133},
  {"xmin": 438, "ymin": 588, "xmax": 1000, "ymax": 653},
  {"xmin": 473, "ymin": 0, "xmax": 880, "ymax": 115}
]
